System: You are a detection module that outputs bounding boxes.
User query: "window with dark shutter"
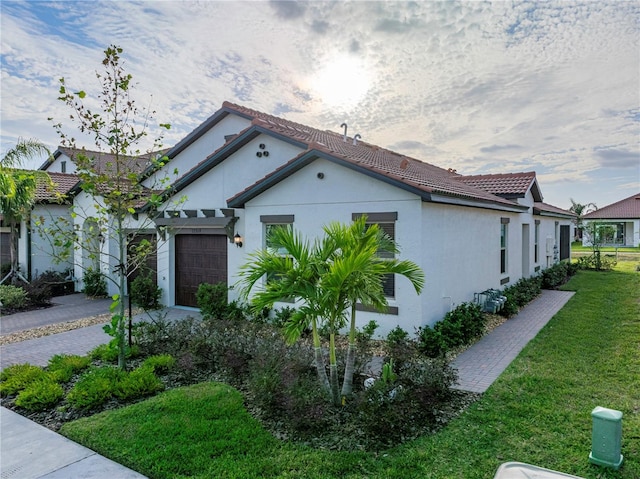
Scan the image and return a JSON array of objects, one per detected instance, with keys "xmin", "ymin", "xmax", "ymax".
[{"xmin": 353, "ymin": 212, "xmax": 397, "ymax": 299}]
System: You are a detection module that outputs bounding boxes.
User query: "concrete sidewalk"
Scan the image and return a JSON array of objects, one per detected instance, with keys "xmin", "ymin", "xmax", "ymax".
[
  {"xmin": 452, "ymin": 289, "xmax": 575, "ymax": 393},
  {"xmin": 1, "ymin": 407, "xmax": 146, "ymax": 479}
]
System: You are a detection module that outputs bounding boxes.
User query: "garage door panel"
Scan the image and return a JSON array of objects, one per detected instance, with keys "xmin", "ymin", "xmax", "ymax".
[{"xmin": 175, "ymin": 234, "xmax": 227, "ymax": 307}]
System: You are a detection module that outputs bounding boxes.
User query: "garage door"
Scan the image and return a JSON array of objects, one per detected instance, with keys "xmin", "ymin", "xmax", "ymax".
[{"xmin": 175, "ymin": 234, "xmax": 227, "ymax": 307}]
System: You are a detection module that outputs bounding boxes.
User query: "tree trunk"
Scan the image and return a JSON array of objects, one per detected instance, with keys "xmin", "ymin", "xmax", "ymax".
[
  {"xmin": 116, "ymin": 219, "xmax": 127, "ymax": 370},
  {"xmin": 329, "ymin": 332, "xmax": 340, "ymax": 405},
  {"xmin": 340, "ymin": 303, "xmax": 358, "ymax": 398},
  {"xmin": 311, "ymin": 319, "xmax": 330, "ymax": 394}
]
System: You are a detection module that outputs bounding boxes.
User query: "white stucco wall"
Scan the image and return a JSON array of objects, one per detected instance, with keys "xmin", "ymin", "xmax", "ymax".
[
  {"xmin": 45, "ymin": 152, "xmax": 75, "ymax": 174},
  {"xmin": 240, "ymin": 158, "xmax": 424, "ymax": 337},
  {"xmin": 143, "ymin": 114, "xmax": 252, "ymax": 188},
  {"xmin": 30, "ymin": 204, "xmax": 74, "ymax": 278}
]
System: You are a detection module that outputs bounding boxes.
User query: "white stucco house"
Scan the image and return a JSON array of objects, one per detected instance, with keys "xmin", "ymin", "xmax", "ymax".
[
  {"xmin": 581, "ymin": 193, "xmax": 640, "ymax": 248},
  {"xmin": 29, "ymin": 102, "xmax": 575, "ymax": 334}
]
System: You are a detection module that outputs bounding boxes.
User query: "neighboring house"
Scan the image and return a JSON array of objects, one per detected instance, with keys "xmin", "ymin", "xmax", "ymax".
[
  {"xmin": 141, "ymin": 101, "xmax": 574, "ymax": 335},
  {"xmin": 2, "ymin": 172, "xmax": 78, "ymax": 280},
  {"xmin": 39, "ymin": 147, "xmax": 163, "ymax": 294},
  {"xmin": 582, "ymin": 193, "xmax": 640, "ymax": 247}
]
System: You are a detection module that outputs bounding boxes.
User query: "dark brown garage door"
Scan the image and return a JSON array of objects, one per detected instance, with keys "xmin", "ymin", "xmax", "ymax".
[{"xmin": 175, "ymin": 234, "xmax": 227, "ymax": 307}]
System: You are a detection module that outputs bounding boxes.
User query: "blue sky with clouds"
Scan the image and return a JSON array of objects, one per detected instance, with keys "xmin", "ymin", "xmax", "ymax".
[{"xmin": 1, "ymin": 0, "xmax": 638, "ymax": 210}]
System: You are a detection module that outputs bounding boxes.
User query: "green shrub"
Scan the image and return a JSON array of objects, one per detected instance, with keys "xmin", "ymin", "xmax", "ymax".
[
  {"xmin": 271, "ymin": 306, "xmax": 294, "ymax": 328},
  {"xmin": 15, "ymin": 378, "xmax": 64, "ymax": 411},
  {"xmin": 196, "ymin": 282, "xmax": 228, "ymax": 320},
  {"xmin": 576, "ymin": 253, "xmax": 617, "ymax": 271},
  {"xmin": 82, "ymin": 267, "xmax": 107, "ymax": 297},
  {"xmin": 35, "ymin": 269, "xmax": 74, "ymax": 296},
  {"xmin": 130, "ymin": 269, "xmax": 161, "ymax": 310},
  {"xmin": 67, "ymin": 366, "xmax": 124, "ymax": 410},
  {"xmin": 384, "ymin": 326, "xmax": 417, "ymax": 371},
  {"xmin": 90, "ymin": 340, "xmax": 139, "ymax": 363},
  {"xmin": 416, "ymin": 324, "xmax": 445, "ymax": 358},
  {"xmin": 141, "ymin": 354, "xmax": 176, "ymax": 374},
  {"xmin": 386, "ymin": 326, "xmax": 409, "ymax": 345},
  {"xmin": 0, "ymin": 285, "xmax": 28, "ymax": 309},
  {"xmin": 0, "ymin": 364, "xmax": 47, "ymax": 396},
  {"xmin": 354, "ymin": 357, "xmax": 457, "ymax": 449},
  {"xmin": 417, "ymin": 303, "xmax": 486, "ymax": 357},
  {"xmin": 113, "ymin": 367, "xmax": 164, "ymax": 400},
  {"xmin": 47, "ymin": 354, "xmax": 91, "ymax": 382},
  {"xmin": 23, "ymin": 279, "xmax": 52, "ymax": 306},
  {"xmin": 500, "ymin": 276, "xmax": 542, "ymax": 317},
  {"xmin": 541, "ymin": 262, "xmax": 572, "ymax": 289}
]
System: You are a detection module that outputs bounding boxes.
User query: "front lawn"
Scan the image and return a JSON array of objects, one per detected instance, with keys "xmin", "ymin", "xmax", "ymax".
[
  {"xmin": 61, "ymin": 262, "xmax": 640, "ymax": 478},
  {"xmin": 571, "ymin": 241, "xmax": 639, "ymax": 253}
]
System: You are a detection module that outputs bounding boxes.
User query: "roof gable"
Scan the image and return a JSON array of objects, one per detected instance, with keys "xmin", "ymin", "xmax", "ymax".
[
  {"xmin": 583, "ymin": 193, "xmax": 640, "ymax": 219},
  {"xmin": 43, "ymin": 146, "xmax": 164, "ymax": 176}
]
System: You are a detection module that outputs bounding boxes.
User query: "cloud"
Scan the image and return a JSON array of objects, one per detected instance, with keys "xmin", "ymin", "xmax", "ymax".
[
  {"xmin": 1, "ymin": 1, "xmax": 638, "ymax": 209},
  {"xmin": 479, "ymin": 144, "xmax": 523, "ymax": 153},
  {"xmin": 593, "ymin": 147, "xmax": 640, "ymax": 168},
  {"xmin": 269, "ymin": 0, "xmax": 306, "ymax": 19}
]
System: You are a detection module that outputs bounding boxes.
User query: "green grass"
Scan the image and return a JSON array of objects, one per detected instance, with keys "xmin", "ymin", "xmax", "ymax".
[
  {"xmin": 61, "ymin": 263, "xmax": 640, "ymax": 478},
  {"xmin": 572, "ymin": 241, "xmax": 639, "ymax": 253}
]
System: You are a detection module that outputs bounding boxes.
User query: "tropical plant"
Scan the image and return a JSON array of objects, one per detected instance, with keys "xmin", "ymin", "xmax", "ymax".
[
  {"xmin": 322, "ymin": 218, "xmax": 424, "ymax": 399},
  {"xmin": 582, "ymin": 221, "xmax": 617, "ymax": 270},
  {"xmin": 43, "ymin": 45, "xmax": 181, "ymax": 370},
  {"xmin": 0, "ymin": 139, "xmax": 51, "ymax": 284},
  {"xmin": 569, "ymin": 198, "xmax": 597, "ymax": 240},
  {"xmin": 238, "ymin": 225, "xmax": 332, "ymax": 396},
  {"xmin": 238, "ymin": 216, "xmax": 424, "ymax": 405}
]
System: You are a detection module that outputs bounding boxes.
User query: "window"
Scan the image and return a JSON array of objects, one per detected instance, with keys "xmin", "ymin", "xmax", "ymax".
[
  {"xmin": 500, "ymin": 218, "xmax": 509, "ymax": 274},
  {"xmin": 61, "ymin": 161, "xmax": 66, "ymax": 173},
  {"xmin": 260, "ymin": 215, "xmax": 294, "ymax": 288},
  {"xmin": 534, "ymin": 220, "xmax": 540, "ymax": 263},
  {"xmin": 353, "ymin": 212, "xmax": 397, "ymax": 298}
]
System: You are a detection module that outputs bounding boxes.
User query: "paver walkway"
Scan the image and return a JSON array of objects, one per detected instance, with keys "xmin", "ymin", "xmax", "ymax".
[
  {"xmin": 0, "ymin": 293, "xmax": 112, "ymax": 334},
  {"xmin": 452, "ymin": 289, "xmax": 574, "ymax": 393},
  {"xmin": 0, "ymin": 303, "xmax": 201, "ymax": 370}
]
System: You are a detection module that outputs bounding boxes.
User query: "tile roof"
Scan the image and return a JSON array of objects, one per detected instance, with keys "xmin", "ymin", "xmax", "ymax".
[
  {"xmin": 533, "ymin": 202, "xmax": 575, "ymax": 218},
  {"xmin": 220, "ymin": 102, "xmax": 522, "ymax": 209},
  {"xmin": 35, "ymin": 172, "xmax": 79, "ymax": 201},
  {"xmin": 583, "ymin": 193, "xmax": 640, "ymax": 219},
  {"xmin": 53, "ymin": 146, "xmax": 167, "ymax": 175},
  {"xmin": 457, "ymin": 172, "xmax": 537, "ymax": 198}
]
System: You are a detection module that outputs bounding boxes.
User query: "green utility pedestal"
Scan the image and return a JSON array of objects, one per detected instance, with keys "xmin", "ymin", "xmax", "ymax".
[{"xmin": 589, "ymin": 406, "xmax": 623, "ymax": 470}]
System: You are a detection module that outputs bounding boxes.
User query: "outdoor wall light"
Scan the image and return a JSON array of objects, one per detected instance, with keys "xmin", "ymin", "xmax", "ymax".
[{"xmin": 234, "ymin": 233, "xmax": 243, "ymax": 248}]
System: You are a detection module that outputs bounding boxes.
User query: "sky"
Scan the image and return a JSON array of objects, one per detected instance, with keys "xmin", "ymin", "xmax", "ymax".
[{"xmin": 1, "ymin": 0, "xmax": 639, "ymax": 210}]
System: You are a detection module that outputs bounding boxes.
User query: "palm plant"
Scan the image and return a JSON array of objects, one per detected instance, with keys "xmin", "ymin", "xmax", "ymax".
[
  {"xmin": 238, "ymin": 217, "xmax": 425, "ymax": 405},
  {"xmin": 238, "ymin": 225, "xmax": 332, "ymax": 395},
  {"xmin": 0, "ymin": 139, "xmax": 50, "ymax": 284},
  {"xmin": 322, "ymin": 217, "xmax": 424, "ymax": 399}
]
